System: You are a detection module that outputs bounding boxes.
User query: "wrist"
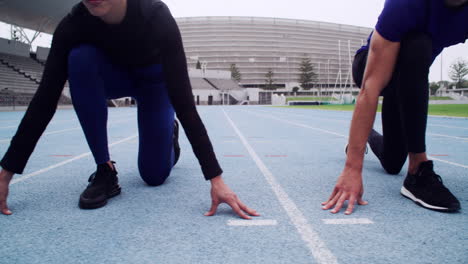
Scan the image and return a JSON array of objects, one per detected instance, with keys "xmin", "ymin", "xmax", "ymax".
[
  {"xmin": 210, "ymin": 175, "xmax": 223, "ymax": 185},
  {"xmin": 344, "ymin": 158, "xmax": 363, "ymax": 172}
]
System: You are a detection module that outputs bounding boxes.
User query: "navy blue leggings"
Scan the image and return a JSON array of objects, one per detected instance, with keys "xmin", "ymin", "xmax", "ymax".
[{"xmin": 68, "ymin": 45, "xmax": 175, "ymax": 186}]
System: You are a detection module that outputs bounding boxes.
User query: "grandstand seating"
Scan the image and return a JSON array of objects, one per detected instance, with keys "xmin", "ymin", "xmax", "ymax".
[
  {"xmin": 0, "ymin": 53, "xmax": 72, "ymax": 106},
  {"xmin": 0, "ymin": 58, "xmax": 37, "ymax": 94},
  {"xmin": 190, "ymin": 77, "xmax": 217, "ymax": 90},
  {"xmin": 0, "ymin": 50, "xmax": 244, "ymax": 107},
  {"xmin": 0, "ymin": 52, "xmax": 43, "ymax": 82}
]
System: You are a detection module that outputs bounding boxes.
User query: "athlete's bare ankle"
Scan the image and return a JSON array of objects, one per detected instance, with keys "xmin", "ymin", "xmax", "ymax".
[
  {"xmin": 106, "ymin": 161, "xmax": 115, "ymax": 171},
  {"xmin": 408, "ymin": 152, "xmax": 428, "ymax": 174}
]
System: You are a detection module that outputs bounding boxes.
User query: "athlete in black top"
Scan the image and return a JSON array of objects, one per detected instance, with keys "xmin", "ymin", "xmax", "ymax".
[{"xmin": 0, "ymin": 0, "xmax": 259, "ymax": 218}]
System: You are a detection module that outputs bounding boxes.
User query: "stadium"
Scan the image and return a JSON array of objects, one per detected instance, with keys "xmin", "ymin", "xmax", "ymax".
[
  {"xmin": 0, "ymin": 0, "xmax": 372, "ymax": 106},
  {"xmin": 178, "ymin": 16, "xmax": 371, "ymax": 88}
]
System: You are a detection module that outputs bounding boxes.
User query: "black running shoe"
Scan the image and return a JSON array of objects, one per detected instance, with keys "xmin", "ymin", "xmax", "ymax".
[
  {"xmin": 401, "ymin": 161, "xmax": 460, "ymax": 212},
  {"xmin": 173, "ymin": 120, "xmax": 181, "ymax": 166},
  {"xmin": 79, "ymin": 162, "xmax": 121, "ymax": 209}
]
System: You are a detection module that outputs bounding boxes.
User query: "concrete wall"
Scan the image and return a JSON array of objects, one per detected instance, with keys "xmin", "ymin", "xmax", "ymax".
[
  {"xmin": 247, "ymin": 88, "xmax": 260, "ymax": 104},
  {"xmin": 36, "ymin": 46, "xmax": 50, "ymax": 61},
  {"xmin": 191, "ymin": 88, "xmax": 260, "ymax": 105},
  {"xmin": 0, "ymin": 38, "xmax": 30, "ymax": 57},
  {"xmin": 188, "ymin": 69, "xmax": 230, "ymax": 79},
  {"xmin": 192, "ymin": 89, "xmax": 222, "ymax": 105}
]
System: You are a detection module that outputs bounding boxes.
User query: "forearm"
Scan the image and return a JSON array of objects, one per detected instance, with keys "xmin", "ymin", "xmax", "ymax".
[
  {"xmin": 345, "ymin": 86, "xmax": 380, "ymax": 171},
  {"xmin": 157, "ymin": 6, "xmax": 223, "ymax": 181},
  {"xmin": 0, "ymin": 83, "xmax": 62, "ymax": 173},
  {"xmin": 344, "ymin": 30, "xmax": 400, "ymax": 172},
  {"xmin": 176, "ymin": 109, "xmax": 223, "ymax": 180},
  {"xmin": 0, "ymin": 29, "xmax": 69, "ymax": 173}
]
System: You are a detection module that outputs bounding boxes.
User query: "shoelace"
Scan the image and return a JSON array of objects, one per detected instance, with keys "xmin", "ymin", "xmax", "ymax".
[
  {"xmin": 88, "ymin": 173, "xmax": 96, "ymax": 182},
  {"xmin": 88, "ymin": 168, "xmax": 113, "ymax": 184},
  {"xmin": 419, "ymin": 168, "xmax": 446, "ymax": 191}
]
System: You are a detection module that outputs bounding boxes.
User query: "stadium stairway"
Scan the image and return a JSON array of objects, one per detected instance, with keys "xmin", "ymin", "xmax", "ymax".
[
  {"xmin": 203, "ymin": 78, "xmax": 247, "ymax": 104},
  {"xmin": 0, "ymin": 53, "xmax": 42, "ymax": 84}
]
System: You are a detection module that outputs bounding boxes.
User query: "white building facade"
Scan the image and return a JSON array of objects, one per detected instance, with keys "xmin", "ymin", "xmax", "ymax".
[{"xmin": 176, "ymin": 16, "xmax": 372, "ymax": 90}]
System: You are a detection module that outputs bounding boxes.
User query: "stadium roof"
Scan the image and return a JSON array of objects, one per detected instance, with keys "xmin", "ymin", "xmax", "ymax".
[{"xmin": 0, "ymin": 0, "xmax": 79, "ymax": 34}]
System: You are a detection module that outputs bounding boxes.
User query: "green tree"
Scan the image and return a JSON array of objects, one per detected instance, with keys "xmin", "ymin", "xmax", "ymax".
[
  {"xmin": 449, "ymin": 58, "xmax": 468, "ymax": 88},
  {"xmin": 298, "ymin": 56, "xmax": 317, "ymax": 90},
  {"xmin": 264, "ymin": 69, "xmax": 276, "ymax": 90},
  {"xmin": 196, "ymin": 60, "xmax": 202, "ymax": 69},
  {"xmin": 230, "ymin": 63, "xmax": 242, "ymax": 82}
]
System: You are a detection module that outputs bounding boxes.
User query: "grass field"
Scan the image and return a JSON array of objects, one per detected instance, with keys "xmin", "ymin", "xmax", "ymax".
[
  {"xmin": 279, "ymin": 104, "xmax": 468, "ymax": 117},
  {"xmin": 429, "ymin": 96, "xmax": 454, "ymax": 100},
  {"xmin": 286, "ymin": 96, "xmax": 452, "ymax": 103},
  {"xmin": 285, "ymin": 96, "xmax": 336, "ymax": 102}
]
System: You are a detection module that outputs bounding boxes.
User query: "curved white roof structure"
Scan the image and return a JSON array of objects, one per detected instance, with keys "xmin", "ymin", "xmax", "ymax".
[{"xmin": 0, "ymin": 0, "xmax": 78, "ymax": 34}]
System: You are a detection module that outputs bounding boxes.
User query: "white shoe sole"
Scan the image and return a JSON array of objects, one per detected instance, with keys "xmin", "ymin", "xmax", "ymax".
[{"xmin": 400, "ymin": 186, "xmax": 450, "ymax": 211}]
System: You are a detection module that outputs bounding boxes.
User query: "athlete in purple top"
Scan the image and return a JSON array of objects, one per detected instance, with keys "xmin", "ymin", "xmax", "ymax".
[{"xmin": 323, "ymin": 0, "xmax": 467, "ymax": 214}]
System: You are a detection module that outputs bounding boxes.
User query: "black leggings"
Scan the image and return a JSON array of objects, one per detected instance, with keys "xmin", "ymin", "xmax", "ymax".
[{"xmin": 352, "ymin": 33, "xmax": 432, "ymax": 174}]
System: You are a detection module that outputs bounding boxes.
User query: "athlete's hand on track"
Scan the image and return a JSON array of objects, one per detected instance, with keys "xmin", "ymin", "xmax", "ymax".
[
  {"xmin": 205, "ymin": 175, "xmax": 260, "ymax": 219},
  {"xmin": 0, "ymin": 168, "xmax": 14, "ymax": 215},
  {"xmin": 322, "ymin": 167, "xmax": 368, "ymax": 215}
]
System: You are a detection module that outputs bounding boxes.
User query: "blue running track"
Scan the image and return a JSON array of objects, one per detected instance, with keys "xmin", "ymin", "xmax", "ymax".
[{"xmin": 1, "ymin": 106, "xmax": 466, "ymax": 264}]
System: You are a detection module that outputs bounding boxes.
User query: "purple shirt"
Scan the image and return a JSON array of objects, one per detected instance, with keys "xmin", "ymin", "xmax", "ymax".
[{"xmin": 358, "ymin": 0, "xmax": 468, "ymax": 62}]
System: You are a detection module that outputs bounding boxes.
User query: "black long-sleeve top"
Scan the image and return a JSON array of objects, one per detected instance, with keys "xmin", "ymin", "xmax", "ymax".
[{"xmin": 0, "ymin": 0, "xmax": 223, "ymax": 180}]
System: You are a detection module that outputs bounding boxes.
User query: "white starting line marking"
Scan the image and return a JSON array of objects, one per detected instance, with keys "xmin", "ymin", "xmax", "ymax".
[
  {"xmin": 223, "ymin": 108, "xmax": 338, "ymax": 264},
  {"xmin": 11, "ymin": 134, "xmax": 138, "ymax": 185},
  {"xmin": 322, "ymin": 218, "xmax": 374, "ymax": 225},
  {"xmin": 227, "ymin": 219, "xmax": 278, "ymax": 226}
]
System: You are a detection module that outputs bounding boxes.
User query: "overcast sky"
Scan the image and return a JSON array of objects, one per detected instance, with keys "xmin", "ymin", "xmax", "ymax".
[{"xmin": 1, "ymin": 0, "xmax": 467, "ymax": 82}]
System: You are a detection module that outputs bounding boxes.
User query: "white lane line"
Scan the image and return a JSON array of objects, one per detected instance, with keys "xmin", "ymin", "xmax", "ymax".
[
  {"xmin": 227, "ymin": 219, "xmax": 278, "ymax": 226},
  {"xmin": 244, "ymin": 109, "xmax": 347, "ymax": 138},
  {"xmin": 223, "ymin": 108, "xmax": 337, "ymax": 264},
  {"xmin": 0, "ymin": 118, "xmax": 136, "ymax": 143},
  {"xmin": 256, "ymin": 109, "xmax": 349, "ymax": 124},
  {"xmin": 250, "ymin": 140, "xmax": 273, "ymax": 143},
  {"xmin": 428, "ymin": 157, "xmax": 468, "ymax": 169},
  {"xmin": 43, "ymin": 127, "xmax": 81, "ymax": 136},
  {"xmin": 11, "ymin": 134, "xmax": 138, "ymax": 185},
  {"xmin": 428, "ymin": 124, "xmax": 468, "ymax": 130},
  {"xmin": 0, "ymin": 127, "xmax": 83, "ymax": 143},
  {"xmin": 322, "ymin": 218, "xmax": 374, "ymax": 225},
  {"xmin": 246, "ymin": 109, "xmax": 468, "ymax": 170},
  {"xmin": 262, "ymin": 109, "xmax": 468, "ymax": 140},
  {"xmin": 427, "ymin": 133, "xmax": 468, "ymax": 141}
]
